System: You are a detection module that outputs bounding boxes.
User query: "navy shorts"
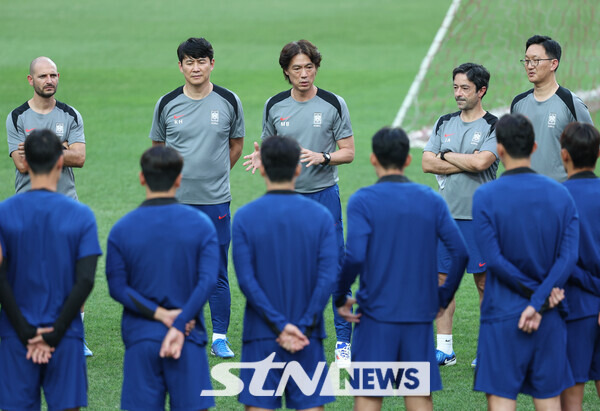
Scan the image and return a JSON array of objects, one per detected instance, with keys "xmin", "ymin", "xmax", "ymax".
[
  {"xmin": 239, "ymin": 338, "xmax": 334, "ymax": 409},
  {"xmin": 0, "ymin": 336, "xmax": 87, "ymax": 411},
  {"xmin": 121, "ymin": 340, "xmax": 214, "ymax": 411},
  {"xmin": 352, "ymin": 315, "xmax": 442, "ymax": 393},
  {"xmin": 438, "ymin": 219, "xmax": 485, "ymax": 274},
  {"xmin": 475, "ymin": 310, "xmax": 574, "ymax": 399},
  {"xmin": 567, "ymin": 315, "xmax": 600, "ymax": 383}
]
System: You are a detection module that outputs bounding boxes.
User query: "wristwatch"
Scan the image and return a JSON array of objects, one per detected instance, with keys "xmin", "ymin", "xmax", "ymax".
[
  {"xmin": 440, "ymin": 150, "xmax": 451, "ymax": 161},
  {"xmin": 322, "ymin": 152, "xmax": 331, "ymax": 165}
]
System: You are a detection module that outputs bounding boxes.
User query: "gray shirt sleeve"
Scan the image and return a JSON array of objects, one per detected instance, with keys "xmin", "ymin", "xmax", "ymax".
[
  {"xmin": 261, "ymin": 99, "xmax": 275, "ymax": 140},
  {"xmin": 333, "ymin": 95, "xmax": 353, "ymax": 140},
  {"xmin": 575, "ymin": 94, "xmax": 594, "ymax": 125},
  {"xmin": 67, "ymin": 108, "xmax": 85, "ymax": 145},
  {"xmin": 230, "ymin": 93, "xmax": 245, "ymax": 139},
  {"xmin": 6, "ymin": 113, "xmax": 22, "ymax": 156},
  {"xmin": 479, "ymin": 128, "xmax": 498, "ymax": 159},
  {"xmin": 423, "ymin": 118, "xmax": 441, "ymax": 153},
  {"xmin": 149, "ymin": 98, "xmax": 166, "ymax": 143}
]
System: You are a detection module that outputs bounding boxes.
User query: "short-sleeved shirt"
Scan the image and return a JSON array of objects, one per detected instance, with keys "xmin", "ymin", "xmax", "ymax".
[
  {"xmin": 424, "ymin": 111, "xmax": 498, "ymax": 219},
  {"xmin": 6, "ymin": 101, "xmax": 85, "ymax": 199},
  {"xmin": 511, "ymin": 86, "xmax": 593, "ymax": 182},
  {"xmin": 261, "ymin": 88, "xmax": 353, "ymax": 194},
  {"xmin": 0, "ymin": 190, "xmax": 101, "ymax": 340},
  {"xmin": 149, "ymin": 85, "xmax": 245, "ymax": 205}
]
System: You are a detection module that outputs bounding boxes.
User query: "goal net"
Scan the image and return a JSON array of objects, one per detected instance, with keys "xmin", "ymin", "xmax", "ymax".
[{"xmin": 395, "ymin": 0, "xmax": 600, "ymax": 147}]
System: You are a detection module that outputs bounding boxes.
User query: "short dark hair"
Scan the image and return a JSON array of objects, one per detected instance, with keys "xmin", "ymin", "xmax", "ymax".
[
  {"xmin": 279, "ymin": 40, "xmax": 322, "ymax": 84},
  {"xmin": 261, "ymin": 136, "xmax": 301, "ymax": 182},
  {"xmin": 452, "ymin": 63, "xmax": 490, "ymax": 98},
  {"xmin": 496, "ymin": 114, "xmax": 535, "ymax": 159},
  {"xmin": 526, "ymin": 35, "xmax": 561, "ymax": 70},
  {"xmin": 24, "ymin": 129, "xmax": 63, "ymax": 174},
  {"xmin": 560, "ymin": 122, "xmax": 600, "ymax": 169},
  {"xmin": 372, "ymin": 127, "xmax": 410, "ymax": 170},
  {"xmin": 140, "ymin": 146, "xmax": 184, "ymax": 192},
  {"xmin": 177, "ymin": 37, "xmax": 214, "ymax": 62}
]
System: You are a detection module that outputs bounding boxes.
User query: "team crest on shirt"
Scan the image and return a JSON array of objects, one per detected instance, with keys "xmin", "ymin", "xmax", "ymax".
[
  {"xmin": 470, "ymin": 131, "xmax": 481, "ymax": 145},
  {"xmin": 55, "ymin": 122, "xmax": 64, "ymax": 136},
  {"xmin": 211, "ymin": 110, "xmax": 219, "ymax": 125},
  {"xmin": 548, "ymin": 113, "xmax": 557, "ymax": 128},
  {"xmin": 313, "ymin": 112, "xmax": 322, "ymax": 128}
]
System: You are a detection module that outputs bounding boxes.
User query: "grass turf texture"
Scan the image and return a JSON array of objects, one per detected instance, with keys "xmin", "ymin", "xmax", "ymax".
[{"xmin": 1, "ymin": 0, "xmax": 599, "ymax": 409}]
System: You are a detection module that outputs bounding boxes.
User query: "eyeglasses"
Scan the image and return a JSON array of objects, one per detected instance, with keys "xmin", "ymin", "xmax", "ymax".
[{"xmin": 520, "ymin": 58, "xmax": 554, "ymax": 67}]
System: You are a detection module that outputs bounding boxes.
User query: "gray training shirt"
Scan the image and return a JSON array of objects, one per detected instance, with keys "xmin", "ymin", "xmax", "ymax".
[
  {"xmin": 424, "ymin": 111, "xmax": 499, "ymax": 220},
  {"xmin": 149, "ymin": 85, "xmax": 245, "ymax": 205},
  {"xmin": 511, "ymin": 86, "xmax": 593, "ymax": 182},
  {"xmin": 261, "ymin": 88, "xmax": 353, "ymax": 194},
  {"xmin": 6, "ymin": 101, "xmax": 85, "ymax": 200}
]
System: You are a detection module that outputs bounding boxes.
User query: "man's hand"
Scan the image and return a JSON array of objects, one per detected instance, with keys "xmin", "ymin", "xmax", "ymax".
[
  {"xmin": 159, "ymin": 327, "xmax": 185, "ymax": 359},
  {"xmin": 518, "ymin": 305, "xmax": 542, "ymax": 333},
  {"xmin": 26, "ymin": 327, "xmax": 55, "ymax": 364},
  {"xmin": 337, "ymin": 297, "xmax": 361, "ymax": 323},
  {"xmin": 184, "ymin": 319, "xmax": 196, "ymax": 336},
  {"xmin": 548, "ymin": 287, "xmax": 565, "ymax": 308},
  {"xmin": 276, "ymin": 324, "xmax": 309, "ymax": 354},
  {"xmin": 242, "ymin": 141, "xmax": 261, "ymax": 174},
  {"xmin": 300, "ymin": 147, "xmax": 324, "ymax": 167},
  {"xmin": 154, "ymin": 307, "xmax": 182, "ymax": 328}
]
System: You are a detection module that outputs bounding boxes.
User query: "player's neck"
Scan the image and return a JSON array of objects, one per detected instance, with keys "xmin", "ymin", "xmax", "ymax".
[
  {"xmin": 291, "ymin": 85, "xmax": 317, "ymax": 102},
  {"xmin": 28, "ymin": 95, "xmax": 56, "ymax": 114},
  {"xmin": 146, "ymin": 188, "xmax": 177, "ymax": 199},
  {"xmin": 266, "ymin": 181, "xmax": 295, "ymax": 191},
  {"xmin": 460, "ymin": 106, "xmax": 486, "ymax": 123},
  {"xmin": 502, "ymin": 157, "xmax": 531, "ymax": 171},
  {"xmin": 30, "ymin": 174, "xmax": 59, "ymax": 192},
  {"xmin": 376, "ymin": 168, "xmax": 404, "ymax": 178},
  {"xmin": 183, "ymin": 82, "xmax": 213, "ymax": 100},
  {"xmin": 567, "ymin": 166, "xmax": 595, "ymax": 178},
  {"xmin": 532, "ymin": 78, "xmax": 559, "ymax": 102}
]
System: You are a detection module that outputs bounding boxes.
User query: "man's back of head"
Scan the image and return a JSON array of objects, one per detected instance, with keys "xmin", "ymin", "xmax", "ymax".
[
  {"xmin": 371, "ymin": 127, "xmax": 410, "ymax": 171},
  {"xmin": 140, "ymin": 146, "xmax": 184, "ymax": 193},
  {"xmin": 560, "ymin": 122, "xmax": 600, "ymax": 170},
  {"xmin": 496, "ymin": 114, "xmax": 536, "ymax": 160},
  {"xmin": 25, "ymin": 129, "xmax": 63, "ymax": 175},
  {"xmin": 261, "ymin": 136, "xmax": 301, "ymax": 183}
]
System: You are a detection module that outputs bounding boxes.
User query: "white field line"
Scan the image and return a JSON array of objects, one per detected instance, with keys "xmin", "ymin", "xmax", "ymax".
[{"xmin": 391, "ymin": 0, "xmax": 463, "ymax": 128}]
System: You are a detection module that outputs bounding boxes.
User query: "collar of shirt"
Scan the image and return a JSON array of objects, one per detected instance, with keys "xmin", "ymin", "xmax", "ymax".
[
  {"xmin": 140, "ymin": 197, "xmax": 178, "ymax": 207},
  {"xmin": 501, "ymin": 167, "xmax": 536, "ymax": 177},
  {"xmin": 376, "ymin": 174, "xmax": 410, "ymax": 184},
  {"xmin": 568, "ymin": 170, "xmax": 597, "ymax": 180},
  {"xmin": 266, "ymin": 190, "xmax": 296, "ymax": 195}
]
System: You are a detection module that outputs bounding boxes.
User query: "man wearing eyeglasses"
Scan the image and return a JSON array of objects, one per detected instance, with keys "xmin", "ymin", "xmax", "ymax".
[{"xmin": 511, "ymin": 35, "xmax": 593, "ymax": 182}]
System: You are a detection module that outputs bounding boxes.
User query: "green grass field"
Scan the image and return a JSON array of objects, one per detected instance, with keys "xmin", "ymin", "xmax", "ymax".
[{"xmin": 1, "ymin": 0, "xmax": 599, "ymax": 409}]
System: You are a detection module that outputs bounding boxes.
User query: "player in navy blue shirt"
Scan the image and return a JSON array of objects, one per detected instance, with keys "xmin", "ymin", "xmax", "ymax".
[
  {"xmin": 472, "ymin": 114, "xmax": 578, "ymax": 410},
  {"xmin": 0, "ymin": 129, "xmax": 101, "ymax": 410},
  {"xmin": 559, "ymin": 122, "xmax": 600, "ymax": 410},
  {"xmin": 334, "ymin": 127, "xmax": 468, "ymax": 411},
  {"xmin": 233, "ymin": 136, "xmax": 338, "ymax": 410},
  {"xmin": 106, "ymin": 146, "xmax": 219, "ymax": 411}
]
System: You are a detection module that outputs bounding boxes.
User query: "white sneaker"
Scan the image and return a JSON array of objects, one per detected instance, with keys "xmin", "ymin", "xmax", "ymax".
[{"xmin": 335, "ymin": 342, "xmax": 351, "ymax": 368}]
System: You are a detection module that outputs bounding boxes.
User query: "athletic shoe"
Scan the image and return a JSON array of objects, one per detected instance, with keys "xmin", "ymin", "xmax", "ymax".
[
  {"xmin": 436, "ymin": 349, "xmax": 456, "ymax": 366},
  {"xmin": 471, "ymin": 358, "xmax": 477, "ymax": 368},
  {"xmin": 335, "ymin": 342, "xmax": 351, "ymax": 368},
  {"xmin": 83, "ymin": 339, "xmax": 93, "ymax": 357},
  {"xmin": 211, "ymin": 338, "xmax": 234, "ymax": 358}
]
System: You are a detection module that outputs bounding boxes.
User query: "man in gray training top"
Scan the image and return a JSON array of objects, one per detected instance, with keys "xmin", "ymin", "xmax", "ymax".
[
  {"xmin": 149, "ymin": 37, "xmax": 245, "ymax": 359},
  {"xmin": 243, "ymin": 39, "xmax": 355, "ymax": 366},
  {"xmin": 511, "ymin": 34, "xmax": 593, "ymax": 182},
  {"xmin": 5, "ymin": 56, "xmax": 91, "ymax": 356},
  {"xmin": 6, "ymin": 56, "xmax": 86, "ymax": 199},
  {"xmin": 422, "ymin": 63, "xmax": 498, "ymax": 368}
]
